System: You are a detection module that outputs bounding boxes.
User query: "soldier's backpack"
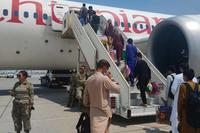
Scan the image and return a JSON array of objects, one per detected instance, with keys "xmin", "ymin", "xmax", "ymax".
[
  {"xmin": 184, "ymin": 83, "xmax": 200, "ymax": 128},
  {"xmin": 168, "ymin": 75, "xmax": 175, "ymax": 99}
]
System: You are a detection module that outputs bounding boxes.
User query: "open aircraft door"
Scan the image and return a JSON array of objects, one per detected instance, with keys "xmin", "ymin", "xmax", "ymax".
[{"xmin": 51, "ymin": 1, "xmax": 69, "ymax": 31}]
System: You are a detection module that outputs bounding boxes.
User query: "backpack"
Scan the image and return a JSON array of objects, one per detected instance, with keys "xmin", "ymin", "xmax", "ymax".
[
  {"xmin": 91, "ymin": 15, "xmax": 100, "ymax": 25},
  {"xmin": 184, "ymin": 83, "xmax": 200, "ymax": 128},
  {"xmin": 168, "ymin": 75, "xmax": 175, "ymax": 99}
]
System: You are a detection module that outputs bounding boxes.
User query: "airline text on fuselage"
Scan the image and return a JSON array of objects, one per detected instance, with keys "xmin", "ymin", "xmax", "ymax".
[{"xmin": 0, "ymin": 0, "xmax": 165, "ymax": 34}]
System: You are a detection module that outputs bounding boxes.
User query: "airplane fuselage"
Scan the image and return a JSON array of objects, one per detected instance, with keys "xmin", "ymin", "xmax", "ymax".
[{"xmin": 0, "ymin": 0, "xmax": 171, "ymax": 69}]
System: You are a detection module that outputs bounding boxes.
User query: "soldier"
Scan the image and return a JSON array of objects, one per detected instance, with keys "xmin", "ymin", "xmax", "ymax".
[
  {"xmin": 67, "ymin": 66, "xmax": 87, "ymax": 108},
  {"xmin": 10, "ymin": 70, "xmax": 34, "ymax": 133}
]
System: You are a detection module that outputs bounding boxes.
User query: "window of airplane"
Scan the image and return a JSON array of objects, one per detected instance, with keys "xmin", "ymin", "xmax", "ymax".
[
  {"xmin": 140, "ymin": 24, "xmax": 143, "ymax": 29},
  {"xmin": 134, "ymin": 23, "xmax": 137, "ymax": 29},
  {"xmin": 43, "ymin": 14, "xmax": 48, "ymax": 20},
  {"xmin": 121, "ymin": 22, "xmax": 124, "ymax": 27},
  {"xmin": 34, "ymin": 13, "xmax": 38, "ymax": 19},
  {"xmin": 60, "ymin": 49, "xmax": 64, "ymax": 53},
  {"xmin": 56, "ymin": 6, "xmax": 64, "ymax": 9},
  {"xmin": 14, "ymin": 11, "xmax": 18, "ymax": 17},
  {"xmin": 3, "ymin": 9, "xmax": 8, "ymax": 16},
  {"xmin": 128, "ymin": 23, "xmax": 131, "ymax": 28},
  {"xmin": 16, "ymin": 51, "xmax": 20, "ymax": 55},
  {"xmin": 24, "ymin": 11, "xmax": 29, "ymax": 18},
  {"xmin": 121, "ymin": 22, "xmax": 132, "ymax": 28}
]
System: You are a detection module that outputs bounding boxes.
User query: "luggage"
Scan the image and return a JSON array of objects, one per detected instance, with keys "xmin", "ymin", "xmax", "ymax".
[
  {"xmin": 76, "ymin": 113, "xmax": 90, "ymax": 133},
  {"xmin": 146, "ymin": 82, "xmax": 160, "ymax": 95},
  {"xmin": 146, "ymin": 82, "xmax": 153, "ymax": 93},
  {"xmin": 122, "ymin": 50, "xmax": 126, "ymax": 60},
  {"xmin": 121, "ymin": 65, "xmax": 130, "ymax": 79},
  {"xmin": 100, "ymin": 35, "xmax": 109, "ymax": 50},
  {"xmin": 151, "ymin": 82, "xmax": 160, "ymax": 94},
  {"xmin": 109, "ymin": 50, "xmax": 116, "ymax": 60}
]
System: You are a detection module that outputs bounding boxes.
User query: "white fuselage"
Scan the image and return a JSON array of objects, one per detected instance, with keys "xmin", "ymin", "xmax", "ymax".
[{"xmin": 0, "ymin": 0, "xmax": 171, "ymax": 70}]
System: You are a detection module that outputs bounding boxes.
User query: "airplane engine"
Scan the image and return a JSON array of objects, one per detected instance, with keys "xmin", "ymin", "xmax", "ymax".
[{"xmin": 148, "ymin": 15, "xmax": 200, "ymax": 76}]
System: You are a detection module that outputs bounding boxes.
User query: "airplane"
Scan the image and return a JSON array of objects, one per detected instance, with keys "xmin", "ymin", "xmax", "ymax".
[
  {"xmin": 0, "ymin": 0, "xmax": 200, "ymax": 76},
  {"xmin": 1, "ymin": 0, "xmax": 200, "ymax": 119},
  {"xmin": 0, "ymin": 0, "xmax": 172, "ymax": 70}
]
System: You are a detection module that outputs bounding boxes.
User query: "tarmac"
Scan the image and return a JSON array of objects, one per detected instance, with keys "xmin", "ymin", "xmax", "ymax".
[{"xmin": 0, "ymin": 78, "xmax": 170, "ymax": 133}]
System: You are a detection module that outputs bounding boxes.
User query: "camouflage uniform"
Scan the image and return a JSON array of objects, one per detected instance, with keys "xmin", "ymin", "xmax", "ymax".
[
  {"xmin": 10, "ymin": 80, "xmax": 34, "ymax": 133},
  {"xmin": 67, "ymin": 73, "xmax": 86, "ymax": 107}
]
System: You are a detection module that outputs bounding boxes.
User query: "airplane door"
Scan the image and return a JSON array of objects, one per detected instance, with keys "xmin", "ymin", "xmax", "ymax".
[{"xmin": 51, "ymin": 3, "xmax": 69, "ymax": 31}]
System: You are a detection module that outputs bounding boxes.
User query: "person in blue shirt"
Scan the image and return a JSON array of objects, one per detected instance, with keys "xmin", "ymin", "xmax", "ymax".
[{"xmin": 126, "ymin": 38, "xmax": 137, "ymax": 86}]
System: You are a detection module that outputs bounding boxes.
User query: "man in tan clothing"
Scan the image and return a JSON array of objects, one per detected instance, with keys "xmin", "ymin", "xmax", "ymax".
[
  {"xmin": 178, "ymin": 69, "xmax": 200, "ymax": 133},
  {"xmin": 83, "ymin": 59, "xmax": 120, "ymax": 133}
]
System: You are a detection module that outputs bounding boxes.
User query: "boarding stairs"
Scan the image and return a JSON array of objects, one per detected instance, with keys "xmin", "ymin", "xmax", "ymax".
[{"xmin": 57, "ymin": 11, "xmax": 166, "ymax": 118}]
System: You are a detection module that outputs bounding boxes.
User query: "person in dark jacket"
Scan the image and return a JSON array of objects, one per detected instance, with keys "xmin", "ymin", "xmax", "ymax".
[
  {"xmin": 134, "ymin": 52, "xmax": 151, "ymax": 107},
  {"xmin": 90, "ymin": 13, "xmax": 100, "ymax": 33},
  {"xmin": 87, "ymin": 6, "xmax": 96, "ymax": 23},
  {"xmin": 125, "ymin": 38, "xmax": 137, "ymax": 86},
  {"xmin": 104, "ymin": 19, "xmax": 114, "ymax": 46}
]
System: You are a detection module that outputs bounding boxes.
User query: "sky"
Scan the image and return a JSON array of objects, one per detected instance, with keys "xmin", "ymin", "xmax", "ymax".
[{"xmin": 70, "ymin": 0, "xmax": 200, "ymax": 15}]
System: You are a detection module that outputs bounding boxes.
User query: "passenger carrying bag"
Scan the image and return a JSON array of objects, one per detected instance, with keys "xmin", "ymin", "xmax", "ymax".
[
  {"xmin": 168, "ymin": 75, "xmax": 175, "ymax": 99},
  {"xmin": 184, "ymin": 83, "xmax": 200, "ymax": 128}
]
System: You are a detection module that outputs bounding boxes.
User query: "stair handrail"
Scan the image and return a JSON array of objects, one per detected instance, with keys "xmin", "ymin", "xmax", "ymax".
[{"xmin": 70, "ymin": 11, "xmax": 96, "ymax": 70}]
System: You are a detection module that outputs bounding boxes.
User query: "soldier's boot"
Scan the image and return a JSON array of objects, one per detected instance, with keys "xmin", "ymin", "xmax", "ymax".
[
  {"xmin": 16, "ymin": 131, "xmax": 21, "ymax": 133},
  {"xmin": 25, "ymin": 130, "xmax": 29, "ymax": 133}
]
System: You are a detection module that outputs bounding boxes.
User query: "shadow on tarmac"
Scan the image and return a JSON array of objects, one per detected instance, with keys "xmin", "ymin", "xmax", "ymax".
[
  {"xmin": 112, "ymin": 114, "xmax": 156, "ymax": 126},
  {"xmin": 0, "ymin": 89, "xmax": 9, "ymax": 96},
  {"xmin": 144, "ymin": 128, "xmax": 169, "ymax": 133},
  {"xmin": 112, "ymin": 115, "xmax": 169, "ymax": 133},
  {"xmin": 34, "ymin": 84, "xmax": 68, "ymax": 107},
  {"xmin": 33, "ymin": 84, "xmax": 82, "ymax": 113}
]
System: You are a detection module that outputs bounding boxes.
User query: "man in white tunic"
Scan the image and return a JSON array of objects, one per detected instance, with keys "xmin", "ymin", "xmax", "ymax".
[
  {"xmin": 83, "ymin": 59, "xmax": 120, "ymax": 133},
  {"xmin": 163, "ymin": 66, "xmax": 176, "ymax": 106}
]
